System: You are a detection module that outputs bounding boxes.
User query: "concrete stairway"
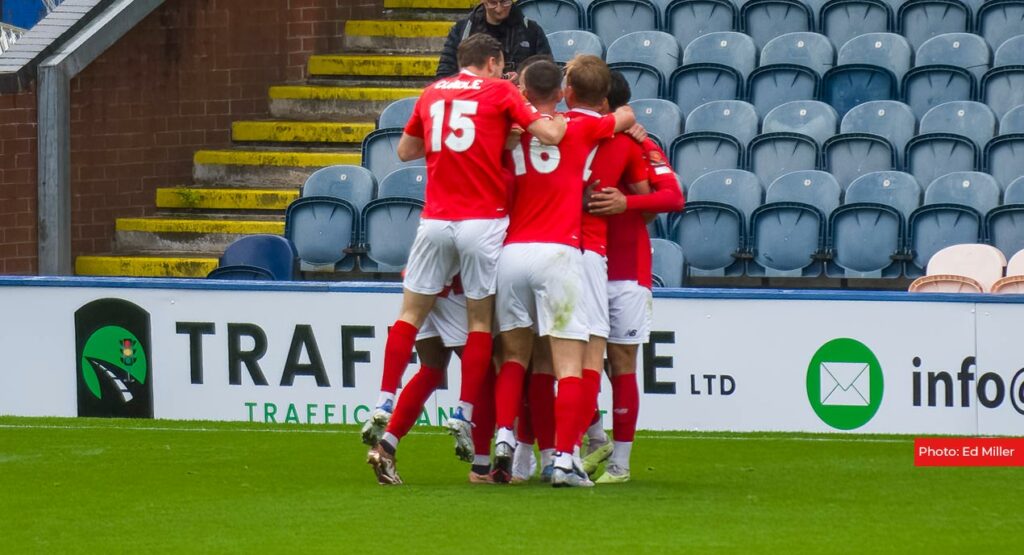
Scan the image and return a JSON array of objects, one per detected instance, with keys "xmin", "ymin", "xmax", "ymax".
[{"xmin": 75, "ymin": 0, "xmax": 473, "ymax": 278}]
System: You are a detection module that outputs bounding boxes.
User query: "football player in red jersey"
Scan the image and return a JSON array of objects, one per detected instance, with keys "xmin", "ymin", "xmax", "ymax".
[
  {"xmin": 491, "ymin": 58, "xmax": 635, "ymax": 487},
  {"xmin": 366, "ymin": 34, "xmax": 567, "ymax": 484}
]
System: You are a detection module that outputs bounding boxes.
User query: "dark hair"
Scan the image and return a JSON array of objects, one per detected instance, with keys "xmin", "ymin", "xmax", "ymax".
[
  {"xmin": 522, "ymin": 60, "xmax": 563, "ymax": 102},
  {"xmin": 565, "ymin": 54, "xmax": 611, "ymax": 107},
  {"xmin": 607, "ymin": 70, "xmax": 631, "ymax": 111},
  {"xmin": 457, "ymin": 34, "xmax": 503, "ymax": 69}
]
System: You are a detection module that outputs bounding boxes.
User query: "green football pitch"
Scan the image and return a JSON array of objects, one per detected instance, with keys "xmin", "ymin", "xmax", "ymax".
[{"xmin": 0, "ymin": 417, "xmax": 1020, "ymax": 553}]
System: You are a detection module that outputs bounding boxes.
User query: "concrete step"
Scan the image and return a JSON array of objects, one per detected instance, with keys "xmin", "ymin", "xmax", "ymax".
[
  {"xmin": 268, "ymin": 85, "xmax": 421, "ymax": 121},
  {"xmin": 231, "ymin": 120, "xmax": 374, "ymax": 145},
  {"xmin": 308, "ymin": 54, "xmax": 437, "ymax": 79},
  {"xmin": 343, "ymin": 20, "xmax": 451, "ymax": 53},
  {"xmin": 383, "ymin": 0, "xmax": 475, "ymax": 9},
  {"xmin": 114, "ymin": 215, "xmax": 285, "ymax": 254},
  {"xmin": 156, "ymin": 187, "xmax": 298, "ymax": 211},
  {"xmin": 193, "ymin": 149, "xmax": 361, "ymax": 187},
  {"xmin": 75, "ymin": 255, "xmax": 219, "ymax": 278}
]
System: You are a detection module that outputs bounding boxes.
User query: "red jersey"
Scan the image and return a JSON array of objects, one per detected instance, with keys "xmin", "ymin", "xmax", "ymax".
[
  {"xmin": 607, "ymin": 139, "xmax": 685, "ymax": 288},
  {"xmin": 404, "ymin": 70, "xmax": 541, "ymax": 221},
  {"xmin": 581, "ymin": 131, "xmax": 648, "ymax": 255},
  {"xmin": 506, "ymin": 110, "xmax": 617, "ymax": 247}
]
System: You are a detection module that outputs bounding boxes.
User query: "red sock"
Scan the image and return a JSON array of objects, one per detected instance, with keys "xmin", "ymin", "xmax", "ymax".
[
  {"xmin": 384, "ymin": 365, "xmax": 443, "ymax": 439},
  {"xmin": 516, "ymin": 383, "xmax": 535, "ymax": 444},
  {"xmin": 611, "ymin": 373, "xmax": 639, "ymax": 442},
  {"xmin": 528, "ymin": 373, "xmax": 556, "ymax": 450},
  {"xmin": 380, "ymin": 320, "xmax": 418, "ymax": 394},
  {"xmin": 459, "ymin": 332, "xmax": 493, "ymax": 407},
  {"xmin": 495, "ymin": 361, "xmax": 527, "ymax": 430},
  {"xmin": 555, "ymin": 376, "xmax": 584, "ymax": 453},
  {"xmin": 580, "ymin": 369, "xmax": 602, "ymax": 443},
  {"xmin": 472, "ymin": 364, "xmax": 496, "ymax": 456}
]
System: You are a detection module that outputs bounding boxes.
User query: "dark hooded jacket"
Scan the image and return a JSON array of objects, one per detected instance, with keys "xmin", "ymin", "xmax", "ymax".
[{"xmin": 435, "ymin": 3, "xmax": 551, "ymax": 78}]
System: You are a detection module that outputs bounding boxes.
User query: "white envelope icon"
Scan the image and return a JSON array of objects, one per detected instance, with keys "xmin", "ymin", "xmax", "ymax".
[{"xmin": 820, "ymin": 362, "xmax": 870, "ymax": 406}]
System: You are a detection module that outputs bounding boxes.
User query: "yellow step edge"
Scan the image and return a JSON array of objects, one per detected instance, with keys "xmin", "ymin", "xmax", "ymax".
[
  {"xmin": 76, "ymin": 256, "xmax": 220, "ymax": 278},
  {"xmin": 194, "ymin": 150, "xmax": 361, "ymax": 168},
  {"xmin": 308, "ymin": 55, "xmax": 437, "ymax": 78},
  {"xmin": 156, "ymin": 188, "xmax": 299, "ymax": 211},
  {"xmin": 345, "ymin": 20, "xmax": 453, "ymax": 38},
  {"xmin": 115, "ymin": 218, "xmax": 285, "ymax": 235},
  {"xmin": 231, "ymin": 121, "xmax": 375, "ymax": 144},
  {"xmin": 269, "ymin": 86, "xmax": 422, "ymax": 102},
  {"xmin": 384, "ymin": 0, "xmax": 476, "ymax": 9}
]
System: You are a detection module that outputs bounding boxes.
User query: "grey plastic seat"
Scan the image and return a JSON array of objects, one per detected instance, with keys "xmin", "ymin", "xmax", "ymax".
[
  {"xmin": 377, "ymin": 167, "xmax": 427, "ymax": 201},
  {"xmin": 586, "ymin": 0, "xmax": 660, "ymax": 49},
  {"xmin": 672, "ymin": 31, "xmax": 755, "ymax": 114},
  {"xmin": 301, "ymin": 165, "xmax": 376, "ymax": 213},
  {"xmin": 762, "ymin": 100, "xmax": 839, "ymax": 145},
  {"xmin": 821, "ymin": 65, "xmax": 900, "ymax": 118},
  {"xmin": 651, "ymin": 238, "xmax": 686, "ymax": 287},
  {"xmin": 840, "ymin": 100, "xmax": 917, "ymax": 165},
  {"xmin": 631, "ymin": 98, "xmax": 685, "ymax": 145},
  {"xmin": 747, "ymin": 64, "xmax": 821, "ymax": 116},
  {"xmin": 901, "ymin": 65, "xmax": 976, "ymax": 120},
  {"xmin": 547, "ymin": 30, "xmax": 604, "ymax": 63},
  {"xmin": 905, "ymin": 134, "xmax": 978, "ymax": 190},
  {"xmin": 377, "ymin": 97, "xmax": 418, "ymax": 129},
  {"xmin": 748, "ymin": 132, "xmax": 821, "ymax": 187},
  {"xmin": 897, "ymin": 0, "xmax": 971, "ymax": 50},
  {"xmin": 670, "ymin": 133, "xmax": 745, "ymax": 189},
  {"xmin": 837, "ymin": 32, "xmax": 912, "ymax": 80},
  {"xmin": 739, "ymin": 0, "xmax": 814, "ymax": 49},
  {"xmin": 760, "ymin": 32, "xmax": 836, "ymax": 77},
  {"xmin": 285, "ymin": 197, "xmax": 358, "ymax": 272},
  {"xmin": 993, "ymin": 34, "xmax": 1024, "ymax": 66},
  {"xmin": 361, "ymin": 128, "xmax": 424, "ymax": 180},
  {"xmin": 749, "ymin": 170, "xmax": 841, "ymax": 276},
  {"xmin": 681, "ymin": 31, "xmax": 757, "ymax": 78},
  {"xmin": 819, "ymin": 1, "xmax": 894, "ymax": 52},
  {"xmin": 986, "ymin": 175, "xmax": 1024, "ymax": 258},
  {"xmin": 907, "ymin": 171, "xmax": 1001, "ymax": 275},
  {"xmin": 1000, "ymin": 105, "xmax": 1024, "ymax": 134},
  {"xmin": 822, "ymin": 133, "xmax": 898, "ymax": 190},
  {"xmin": 208, "ymin": 235, "xmax": 297, "ymax": 281},
  {"xmin": 984, "ymin": 134, "xmax": 1024, "ymax": 191},
  {"xmin": 919, "ymin": 101, "xmax": 997, "ymax": 151},
  {"xmin": 981, "ymin": 67, "xmax": 1024, "ymax": 120},
  {"xmin": 672, "ymin": 169, "xmax": 763, "ymax": 276},
  {"xmin": 607, "ymin": 31, "xmax": 681, "ymax": 99},
  {"xmin": 663, "ymin": 0, "xmax": 738, "ymax": 52},
  {"xmin": 360, "ymin": 198, "xmax": 424, "ymax": 273},
  {"xmin": 519, "ymin": 0, "xmax": 584, "ymax": 33},
  {"xmin": 977, "ymin": 1, "xmax": 1024, "ymax": 52},
  {"xmin": 916, "ymin": 33, "xmax": 992, "ymax": 81},
  {"xmin": 685, "ymin": 100, "xmax": 759, "ymax": 146},
  {"xmin": 827, "ymin": 171, "xmax": 921, "ymax": 277}
]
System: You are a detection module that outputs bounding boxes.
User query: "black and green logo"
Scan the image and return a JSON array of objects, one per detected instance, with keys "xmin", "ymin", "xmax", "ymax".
[
  {"xmin": 75, "ymin": 299, "xmax": 153, "ymax": 418},
  {"xmin": 807, "ymin": 338, "xmax": 884, "ymax": 430}
]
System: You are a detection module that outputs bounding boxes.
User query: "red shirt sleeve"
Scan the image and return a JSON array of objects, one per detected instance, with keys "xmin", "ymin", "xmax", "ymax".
[
  {"xmin": 586, "ymin": 114, "xmax": 617, "ymax": 142},
  {"xmin": 501, "ymin": 80, "xmax": 542, "ymax": 129},
  {"xmin": 626, "ymin": 140, "xmax": 685, "ymax": 213},
  {"xmin": 404, "ymin": 97, "xmax": 424, "ymax": 137}
]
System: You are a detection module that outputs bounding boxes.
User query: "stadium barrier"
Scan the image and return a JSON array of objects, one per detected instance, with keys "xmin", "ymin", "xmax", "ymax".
[{"xmin": 1, "ymin": 276, "xmax": 1022, "ymax": 435}]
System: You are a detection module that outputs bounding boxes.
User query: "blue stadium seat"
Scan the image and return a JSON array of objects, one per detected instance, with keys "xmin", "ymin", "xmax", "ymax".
[
  {"xmin": 981, "ymin": 67, "xmax": 1024, "ymax": 120},
  {"xmin": 586, "ymin": 0, "xmax": 660, "ymax": 48},
  {"xmin": 839, "ymin": 100, "xmax": 917, "ymax": 164},
  {"xmin": 377, "ymin": 97, "xmax": 418, "ymax": 129},
  {"xmin": 919, "ymin": 101, "xmax": 997, "ymax": 151},
  {"xmin": 547, "ymin": 30, "xmax": 604, "ymax": 63},
  {"xmin": 821, "ymin": 65, "xmax": 900, "ymax": 118},
  {"xmin": 762, "ymin": 100, "xmax": 839, "ymax": 145},
  {"xmin": 672, "ymin": 31, "xmax": 755, "ymax": 114},
  {"xmin": 630, "ymin": 98, "xmax": 685, "ymax": 145},
  {"xmin": 819, "ymin": 0, "xmax": 894, "ymax": 52},
  {"xmin": 648, "ymin": 212, "xmax": 672, "ymax": 239},
  {"xmin": 907, "ymin": 171, "xmax": 1001, "ymax": 275},
  {"xmin": 663, "ymin": 0, "xmax": 737, "ymax": 52},
  {"xmin": 983, "ymin": 134, "xmax": 1024, "ymax": 191},
  {"xmin": 896, "ymin": 0, "xmax": 971, "ymax": 50},
  {"xmin": 285, "ymin": 197, "xmax": 359, "ymax": 272},
  {"xmin": 749, "ymin": 170, "xmax": 842, "ymax": 276},
  {"xmin": 739, "ymin": 0, "xmax": 814, "ymax": 49},
  {"xmin": 901, "ymin": 66, "xmax": 976, "ymax": 120},
  {"xmin": 994, "ymin": 33, "xmax": 1024, "ymax": 66},
  {"xmin": 822, "ymin": 133, "xmax": 898, "ymax": 190},
  {"xmin": 670, "ymin": 132, "xmax": 744, "ymax": 189},
  {"xmin": 685, "ymin": 100, "xmax": 759, "ymax": 145},
  {"xmin": 519, "ymin": 0, "xmax": 584, "ymax": 32},
  {"xmin": 904, "ymin": 133, "xmax": 979, "ymax": 189},
  {"xmin": 760, "ymin": 32, "xmax": 836, "ymax": 77},
  {"xmin": 976, "ymin": 0, "xmax": 1024, "ymax": 52},
  {"xmin": 985, "ymin": 175, "xmax": 1024, "ymax": 258},
  {"xmin": 301, "ymin": 165, "xmax": 376, "ymax": 212},
  {"xmin": 748, "ymin": 132, "xmax": 821, "ymax": 187},
  {"xmin": 671, "ymin": 169, "xmax": 763, "ymax": 276},
  {"xmin": 208, "ymin": 235, "xmax": 297, "ymax": 281},
  {"xmin": 651, "ymin": 238, "xmax": 686, "ymax": 287},
  {"xmin": 377, "ymin": 167, "xmax": 427, "ymax": 200},
  {"xmin": 827, "ymin": 170, "xmax": 922, "ymax": 277},
  {"xmin": 607, "ymin": 31, "xmax": 681, "ymax": 100},
  {"xmin": 1000, "ymin": 104, "xmax": 1024, "ymax": 134},
  {"xmin": 915, "ymin": 33, "xmax": 991, "ymax": 82},
  {"xmin": 361, "ymin": 128, "xmax": 424, "ymax": 180},
  {"xmin": 747, "ymin": 64, "xmax": 821, "ymax": 116},
  {"xmin": 360, "ymin": 198, "xmax": 424, "ymax": 273},
  {"xmin": 837, "ymin": 32, "xmax": 913, "ymax": 79}
]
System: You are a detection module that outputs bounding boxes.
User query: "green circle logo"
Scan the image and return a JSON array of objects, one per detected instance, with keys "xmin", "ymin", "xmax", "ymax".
[
  {"xmin": 81, "ymin": 325, "xmax": 148, "ymax": 400},
  {"xmin": 807, "ymin": 338, "xmax": 883, "ymax": 430}
]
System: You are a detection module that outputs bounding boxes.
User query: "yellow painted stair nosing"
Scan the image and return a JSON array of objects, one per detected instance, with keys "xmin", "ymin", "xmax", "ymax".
[
  {"xmin": 231, "ymin": 121, "xmax": 375, "ymax": 143},
  {"xmin": 75, "ymin": 256, "xmax": 220, "ymax": 278},
  {"xmin": 308, "ymin": 55, "xmax": 438, "ymax": 78},
  {"xmin": 193, "ymin": 150, "xmax": 361, "ymax": 168},
  {"xmin": 156, "ymin": 188, "xmax": 299, "ymax": 210},
  {"xmin": 268, "ymin": 86, "xmax": 422, "ymax": 102},
  {"xmin": 345, "ymin": 20, "xmax": 453, "ymax": 38},
  {"xmin": 115, "ymin": 218, "xmax": 285, "ymax": 235},
  {"xmin": 383, "ymin": 0, "xmax": 477, "ymax": 9}
]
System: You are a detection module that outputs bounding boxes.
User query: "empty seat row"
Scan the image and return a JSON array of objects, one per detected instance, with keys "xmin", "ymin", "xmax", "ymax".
[{"xmin": 907, "ymin": 243, "xmax": 1024, "ymax": 293}]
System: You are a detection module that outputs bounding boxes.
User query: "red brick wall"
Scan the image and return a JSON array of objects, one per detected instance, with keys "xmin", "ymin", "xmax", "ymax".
[{"xmin": 0, "ymin": 0, "xmax": 382, "ymax": 274}]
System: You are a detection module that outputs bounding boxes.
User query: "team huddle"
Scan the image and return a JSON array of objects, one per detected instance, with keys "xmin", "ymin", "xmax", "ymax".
[{"xmin": 361, "ymin": 34, "xmax": 684, "ymax": 487}]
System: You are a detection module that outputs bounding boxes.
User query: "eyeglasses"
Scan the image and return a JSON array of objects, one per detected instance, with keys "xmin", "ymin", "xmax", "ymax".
[{"xmin": 484, "ymin": 0, "xmax": 514, "ymax": 7}]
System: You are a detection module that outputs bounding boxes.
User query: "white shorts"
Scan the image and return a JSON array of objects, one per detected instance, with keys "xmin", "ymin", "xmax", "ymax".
[
  {"xmin": 607, "ymin": 280, "xmax": 653, "ymax": 345},
  {"xmin": 579, "ymin": 250, "xmax": 610, "ymax": 339},
  {"xmin": 403, "ymin": 217, "xmax": 509, "ymax": 300},
  {"xmin": 496, "ymin": 243, "xmax": 588, "ymax": 341},
  {"xmin": 416, "ymin": 293, "xmax": 468, "ymax": 348}
]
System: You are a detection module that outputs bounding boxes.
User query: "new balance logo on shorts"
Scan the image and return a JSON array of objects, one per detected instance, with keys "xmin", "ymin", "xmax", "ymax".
[{"xmin": 627, "ymin": 329, "xmax": 638, "ymax": 337}]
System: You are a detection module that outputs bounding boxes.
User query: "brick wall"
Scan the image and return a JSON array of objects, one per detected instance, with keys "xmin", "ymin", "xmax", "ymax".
[{"xmin": 0, "ymin": 0, "xmax": 382, "ymax": 274}]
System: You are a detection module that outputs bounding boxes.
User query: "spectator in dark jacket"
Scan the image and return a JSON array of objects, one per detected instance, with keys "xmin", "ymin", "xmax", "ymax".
[{"xmin": 436, "ymin": 0, "xmax": 552, "ymax": 79}]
